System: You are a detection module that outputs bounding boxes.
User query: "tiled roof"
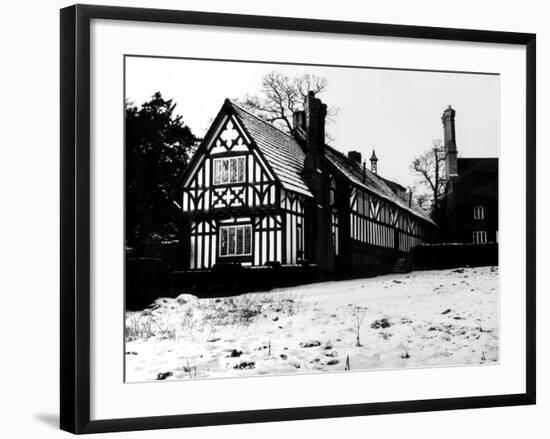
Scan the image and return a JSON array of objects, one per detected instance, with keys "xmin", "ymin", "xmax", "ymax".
[
  {"xmin": 324, "ymin": 146, "xmax": 435, "ymax": 225},
  {"xmin": 228, "ymin": 100, "xmax": 434, "ymax": 225},
  {"xmin": 229, "ymin": 102, "xmax": 313, "ymax": 198}
]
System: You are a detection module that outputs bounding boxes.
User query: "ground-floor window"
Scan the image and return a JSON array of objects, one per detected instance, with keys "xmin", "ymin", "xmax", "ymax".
[
  {"xmin": 472, "ymin": 230, "xmax": 487, "ymax": 244},
  {"xmin": 220, "ymin": 224, "xmax": 252, "ymax": 256}
]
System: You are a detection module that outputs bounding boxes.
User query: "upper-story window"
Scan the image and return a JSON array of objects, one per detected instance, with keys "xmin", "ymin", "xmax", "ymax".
[
  {"xmin": 473, "ymin": 205, "xmax": 484, "ymax": 220},
  {"xmin": 356, "ymin": 190, "xmax": 369, "ymax": 216},
  {"xmin": 213, "ymin": 156, "xmax": 246, "ymax": 185}
]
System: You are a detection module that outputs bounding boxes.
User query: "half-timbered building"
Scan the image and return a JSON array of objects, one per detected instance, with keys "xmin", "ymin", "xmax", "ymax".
[{"xmin": 173, "ymin": 92, "xmax": 435, "ymax": 278}]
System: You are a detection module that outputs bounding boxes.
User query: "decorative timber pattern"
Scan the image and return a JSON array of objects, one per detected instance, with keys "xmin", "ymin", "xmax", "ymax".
[
  {"xmin": 176, "ymin": 99, "xmax": 435, "ymax": 275},
  {"xmin": 182, "ymin": 116, "xmax": 277, "ymax": 212},
  {"xmin": 189, "ymin": 219, "xmax": 217, "ymax": 270},
  {"xmin": 181, "ymin": 106, "xmax": 308, "ymax": 268},
  {"xmin": 281, "ymin": 189, "xmax": 305, "ymax": 264},
  {"xmin": 349, "ymin": 187, "xmax": 425, "ymax": 252}
]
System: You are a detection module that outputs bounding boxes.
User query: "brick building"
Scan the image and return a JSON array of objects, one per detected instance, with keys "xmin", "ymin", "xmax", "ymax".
[{"xmin": 441, "ymin": 106, "xmax": 499, "ymax": 244}]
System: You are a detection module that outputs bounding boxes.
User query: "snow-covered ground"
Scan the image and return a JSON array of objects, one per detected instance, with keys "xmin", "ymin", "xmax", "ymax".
[{"xmin": 125, "ymin": 266, "xmax": 499, "ymax": 382}]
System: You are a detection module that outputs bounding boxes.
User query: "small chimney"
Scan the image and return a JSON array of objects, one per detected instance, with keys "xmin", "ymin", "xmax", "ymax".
[
  {"xmin": 370, "ymin": 149, "xmax": 378, "ymax": 174},
  {"xmin": 348, "ymin": 151, "xmax": 362, "ymax": 163},
  {"xmin": 293, "ymin": 110, "xmax": 306, "ymax": 132},
  {"xmin": 442, "ymin": 105, "xmax": 458, "ymax": 179},
  {"xmin": 408, "ymin": 189, "xmax": 413, "ymax": 208}
]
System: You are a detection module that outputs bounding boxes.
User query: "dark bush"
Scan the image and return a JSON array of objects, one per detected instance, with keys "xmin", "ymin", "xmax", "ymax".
[
  {"xmin": 412, "ymin": 243, "xmax": 498, "ymax": 270},
  {"xmin": 126, "ymin": 257, "xmax": 170, "ymax": 311},
  {"xmin": 172, "ymin": 264, "xmax": 319, "ymax": 298}
]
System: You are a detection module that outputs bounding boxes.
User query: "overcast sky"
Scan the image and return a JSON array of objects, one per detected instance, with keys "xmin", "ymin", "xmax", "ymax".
[{"xmin": 125, "ymin": 56, "xmax": 499, "ymax": 189}]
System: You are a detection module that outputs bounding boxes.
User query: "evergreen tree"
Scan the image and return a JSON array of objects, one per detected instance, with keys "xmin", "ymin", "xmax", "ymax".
[{"xmin": 125, "ymin": 92, "xmax": 199, "ymax": 246}]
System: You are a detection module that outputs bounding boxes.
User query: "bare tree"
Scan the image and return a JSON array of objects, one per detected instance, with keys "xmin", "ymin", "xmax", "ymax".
[
  {"xmin": 410, "ymin": 139, "xmax": 447, "ymax": 216},
  {"xmin": 236, "ymin": 71, "xmax": 339, "ymax": 135},
  {"xmin": 414, "ymin": 192, "xmax": 432, "ymax": 212}
]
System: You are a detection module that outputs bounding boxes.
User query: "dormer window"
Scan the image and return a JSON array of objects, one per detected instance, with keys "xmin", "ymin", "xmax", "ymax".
[
  {"xmin": 473, "ymin": 205, "xmax": 484, "ymax": 220},
  {"xmin": 213, "ymin": 156, "xmax": 246, "ymax": 185}
]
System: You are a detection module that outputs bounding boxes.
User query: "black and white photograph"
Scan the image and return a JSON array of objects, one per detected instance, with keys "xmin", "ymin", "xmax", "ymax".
[
  {"xmin": 0, "ymin": 0, "xmax": 543, "ymax": 435},
  {"xmin": 124, "ymin": 57, "xmax": 499, "ymax": 382}
]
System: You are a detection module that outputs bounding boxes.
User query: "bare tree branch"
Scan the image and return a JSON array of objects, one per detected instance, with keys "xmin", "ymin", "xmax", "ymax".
[
  {"xmin": 234, "ymin": 71, "xmax": 339, "ymax": 136},
  {"xmin": 410, "ymin": 139, "xmax": 447, "ymax": 217}
]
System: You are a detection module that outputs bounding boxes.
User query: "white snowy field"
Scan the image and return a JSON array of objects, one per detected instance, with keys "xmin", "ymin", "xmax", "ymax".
[{"xmin": 125, "ymin": 266, "xmax": 499, "ymax": 382}]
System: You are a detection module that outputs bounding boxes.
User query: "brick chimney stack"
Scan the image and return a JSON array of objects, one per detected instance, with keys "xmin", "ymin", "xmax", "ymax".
[
  {"xmin": 301, "ymin": 91, "xmax": 333, "ymax": 275},
  {"xmin": 442, "ymin": 105, "xmax": 458, "ymax": 179},
  {"xmin": 348, "ymin": 151, "xmax": 362, "ymax": 163},
  {"xmin": 304, "ymin": 91, "xmax": 327, "ymax": 173}
]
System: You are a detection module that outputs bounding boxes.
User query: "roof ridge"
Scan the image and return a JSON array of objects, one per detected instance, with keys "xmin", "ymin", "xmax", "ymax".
[
  {"xmin": 379, "ymin": 175, "xmax": 407, "ymax": 191},
  {"xmin": 324, "ymin": 147, "xmax": 434, "ymax": 225},
  {"xmin": 227, "ymin": 99, "xmax": 432, "ymax": 224},
  {"xmin": 326, "ymin": 144, "xmax": 406, "ymax": 194},
  {"xmin": 325, "ymin": 144, "xmax": 378, "ymax": 179},
  {"xmin": 227, "ymin": 99, "xmax": 300, "ymax": 142},
  {"xmin": 325, "ymin": 144, "xmax": 351, "ymax": 162}
]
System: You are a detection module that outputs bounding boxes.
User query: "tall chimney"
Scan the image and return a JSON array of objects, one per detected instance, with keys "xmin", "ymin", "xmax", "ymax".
[
  {"xmin": 303, "ymin": 91, "xmax": 327, "ymax": 173},
  {"xmin": 301, "ymin": 91, "xmax": 333, "ymax": 274},
  {"xmin": 370, "ymin": 149, "xmax": 378, "ymax": 174},
  {"xmin": 442, "ymin": 105, "xmax": 458, "ymax": 179}
]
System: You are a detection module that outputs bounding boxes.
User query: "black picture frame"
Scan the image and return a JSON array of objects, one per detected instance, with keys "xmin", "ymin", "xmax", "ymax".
[{"xmin": 60, "ymin": 4, "xmax": 536, "ymax": 434}]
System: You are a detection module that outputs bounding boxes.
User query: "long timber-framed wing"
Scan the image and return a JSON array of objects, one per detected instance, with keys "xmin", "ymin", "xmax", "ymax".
[
  {"xmin": 174, "ymin": 96, "xmax": 436, "ymax": 276},
  {"xmin": 325, "ymin": 146, "xmax": 436, "ymax": 258}
]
